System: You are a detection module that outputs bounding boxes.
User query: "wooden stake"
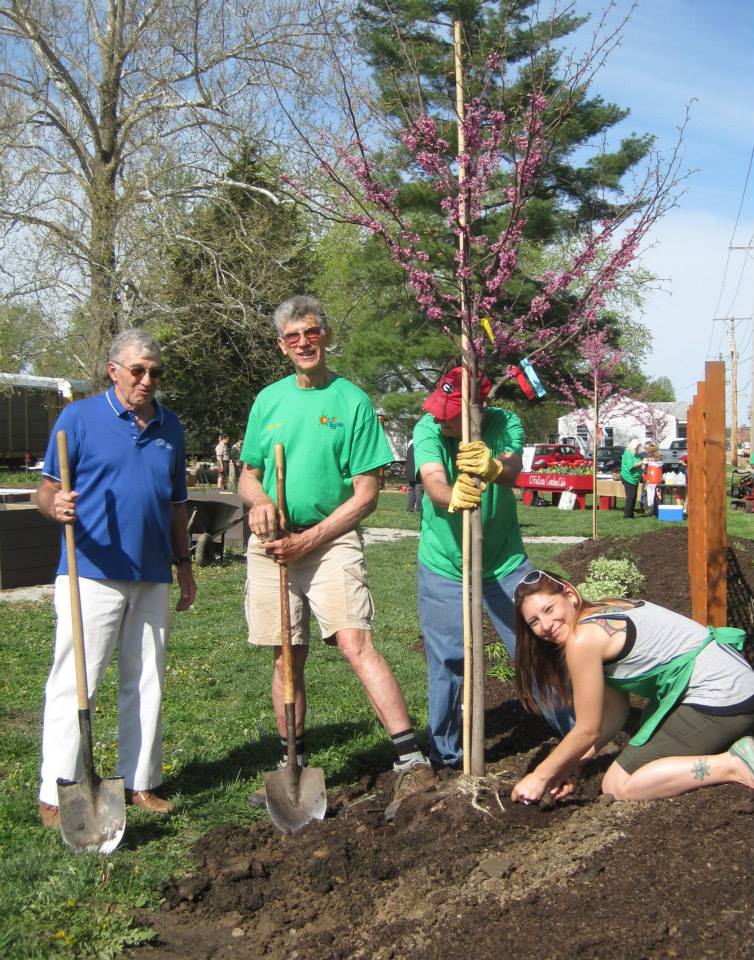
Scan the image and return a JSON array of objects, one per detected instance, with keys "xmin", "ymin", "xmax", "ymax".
[
  {"xmin": 455, "ymin": 18, "xmax": 471, "ymax": 774},
  {"xmin": 592, "ymin": 370, "xmax": 598, "ymax": 541}
]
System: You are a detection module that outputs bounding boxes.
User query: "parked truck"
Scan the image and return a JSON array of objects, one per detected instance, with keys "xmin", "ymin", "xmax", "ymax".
[
  {"xmin": 0, "ymin": 374, "xmax": 89, "ymax": 467},
  {"xmin": 660, "ymin": 438, "xmax": 688, "ymax": 471}
]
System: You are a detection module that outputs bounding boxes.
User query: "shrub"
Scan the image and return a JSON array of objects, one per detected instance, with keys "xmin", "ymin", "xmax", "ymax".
[
  {"xmin": 577, "ymin": 556, "xmax": 645, "ymax": 601},
  {"xmin": 485, "ymin": 641, "xmax": 514, "ymax": 684}
]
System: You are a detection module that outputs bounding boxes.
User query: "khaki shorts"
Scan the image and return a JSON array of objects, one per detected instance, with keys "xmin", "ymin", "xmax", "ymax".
[{"xmin": 245, "ymin": 529, "xmax": 375, "ymax": 646}]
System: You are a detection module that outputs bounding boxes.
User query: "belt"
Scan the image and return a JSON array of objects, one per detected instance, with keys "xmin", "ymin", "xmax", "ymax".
[{"xmin": 287, "ymin": 523, "xmax": 316, "ymax": 533}]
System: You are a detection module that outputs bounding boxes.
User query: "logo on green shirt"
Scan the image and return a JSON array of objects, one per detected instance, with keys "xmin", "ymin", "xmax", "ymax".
[{"xmin": 319, "ymin": 415, "xmax": 344, "ymax": 430}]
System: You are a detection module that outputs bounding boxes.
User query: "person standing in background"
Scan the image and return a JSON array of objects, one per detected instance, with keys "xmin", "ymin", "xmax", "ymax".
[
  {"xmin": 229, "ymin": 436, "xmax": 243, "ymax": 491},
  {"xmin": 405, "ymin": 437, "xmax": 424, "ymax": 513},
  {"xmin": 621, "ymin": 438, "xmax": 643, "ymax": 519},
  {"xmin": 215, "ymin": 434, "xmax": 231, "ymax": 490}
]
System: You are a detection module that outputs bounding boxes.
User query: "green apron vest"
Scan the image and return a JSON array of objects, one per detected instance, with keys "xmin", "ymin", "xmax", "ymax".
[{"xmin": 604, "ymin": 626, "xmax": 746, "ymax": 746}]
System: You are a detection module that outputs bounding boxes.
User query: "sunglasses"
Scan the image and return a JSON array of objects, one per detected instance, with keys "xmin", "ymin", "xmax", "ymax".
[
  {"xmin": 280, "ymin": 325, "xmax": 324, "ymax": 347},
  {"xmin": 111, "ymin": 360, "xmax": 164, "ymax": 381},
  {"xmin": 513, "ymin": 569, "xmax": 563, "ymax": 600}
]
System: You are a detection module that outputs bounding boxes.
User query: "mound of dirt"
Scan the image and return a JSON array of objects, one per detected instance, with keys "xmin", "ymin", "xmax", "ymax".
[
  {"xmin": 556, "ymin": 525, "xmax": 754, "ymax": 619},
  {"xmin": 127, "ymin": 531, "xmax": 754, "ymax": 960}
]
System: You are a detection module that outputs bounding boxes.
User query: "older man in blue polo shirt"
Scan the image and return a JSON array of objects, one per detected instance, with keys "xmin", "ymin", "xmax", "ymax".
[{"xmin": 35, "ymin": 329, "xmax": 196, "ymax": 829}]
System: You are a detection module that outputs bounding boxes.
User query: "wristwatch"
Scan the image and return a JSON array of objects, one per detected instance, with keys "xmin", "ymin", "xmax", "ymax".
[{"xmin": 174, "ymin": 556, "xmax": 191, "ymax": 568}]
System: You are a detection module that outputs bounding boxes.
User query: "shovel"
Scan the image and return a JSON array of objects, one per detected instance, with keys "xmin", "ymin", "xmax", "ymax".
[
  {"xmin": 263, "ymin": 443, "xmax": 327, "ymax": 834},
  {"xmin": 55, "ymin": 430, "xmax": 126, "ymax": 854}
]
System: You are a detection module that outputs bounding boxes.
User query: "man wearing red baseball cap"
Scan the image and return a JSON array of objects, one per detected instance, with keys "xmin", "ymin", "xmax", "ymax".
[{"xmin": 413, "ymin": 366, "xmax": 571, "ymax": 768}]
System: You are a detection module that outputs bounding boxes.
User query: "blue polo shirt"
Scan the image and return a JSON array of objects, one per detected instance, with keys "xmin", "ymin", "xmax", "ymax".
[{"xmin": 43, "ymin": 387, "xmax": 188, "ymax": 582}]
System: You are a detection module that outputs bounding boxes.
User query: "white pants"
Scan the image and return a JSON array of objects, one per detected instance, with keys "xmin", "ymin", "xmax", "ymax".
[{"xmin": 39, "ymin": 577, "xmax": 171, "ymax": 805}]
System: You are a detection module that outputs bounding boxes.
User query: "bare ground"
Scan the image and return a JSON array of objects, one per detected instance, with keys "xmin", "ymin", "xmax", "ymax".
[{"xmin": 127, "ymin": 529, "xmax": 754, "ymax": 960}]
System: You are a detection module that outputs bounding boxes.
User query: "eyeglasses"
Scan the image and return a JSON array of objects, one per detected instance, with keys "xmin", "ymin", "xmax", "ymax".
[
  {"xmin": 513, "ymin": 569, "xmax": 563, "ymax": 600},
  {"xmin": 280, "ymin": 326, "xmax": 324, "ymax": 347},
  {"xmin": 111, "ymin": 360, "xmax": 164, "ymax": 381}
]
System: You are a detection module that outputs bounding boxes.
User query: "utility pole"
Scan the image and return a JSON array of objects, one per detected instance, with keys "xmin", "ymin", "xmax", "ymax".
[
  {"xmin": 729, "ymin": 242, "xmax": 754, "ymax": 462},
  {"xmin": 731, "ymin": 319, "xmax": 738, "ymax": 467},
  {"xmin": 713, "ymin": 315, "xmax": 748, "ymax": 465}
]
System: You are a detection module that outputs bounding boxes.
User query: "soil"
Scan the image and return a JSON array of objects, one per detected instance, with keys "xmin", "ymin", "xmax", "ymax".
[{"xmin": 128, "ymin": 529, "xmax": 754, "ymax": 960}]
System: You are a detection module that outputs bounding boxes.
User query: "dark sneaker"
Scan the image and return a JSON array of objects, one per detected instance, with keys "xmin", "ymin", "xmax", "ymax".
[{"xmin": 384, "ymin": 761, "xmax": 438, "ymax": 822}]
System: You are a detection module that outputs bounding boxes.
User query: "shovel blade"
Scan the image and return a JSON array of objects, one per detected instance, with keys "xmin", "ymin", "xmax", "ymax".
[
  {"xmin": 264, "ymin": 766, "xmax": 327, "ymax": 834},
  {"xmin": 57, "ymin": 775, "xmax": 126, "ymax": 854}
]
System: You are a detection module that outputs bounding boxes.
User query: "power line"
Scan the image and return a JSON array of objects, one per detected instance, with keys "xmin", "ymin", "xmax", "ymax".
[{"xmin": 706, "ymin": 146, "xmax": 754, "ymax": 356}]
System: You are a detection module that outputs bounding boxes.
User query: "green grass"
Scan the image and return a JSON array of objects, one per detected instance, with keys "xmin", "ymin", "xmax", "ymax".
[
  {"xmin": 365, "ymin": 487, "xmax": 421, "ymax": 530},
  {"xmin": 0, "ymin": 469, "xmax": 39, "ymax": 487},
  {"xmin": 1, "ymin": 488, "xmax": 752, "ymax": 957},
  {"xmin": 0, "ymin": 535, "xmax": 437, "ymax": 958}
]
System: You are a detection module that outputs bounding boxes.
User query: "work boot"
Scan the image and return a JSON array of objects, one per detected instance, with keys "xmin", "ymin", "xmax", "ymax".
[
  {"xmin": 248, "ymin": 755, "xmax": 307, "ymax": 810},
  {"xmin": 125, "ymin": 789, "xmax": 175, "ymax": 816},
  {"xmin": 384, "ymin": 760, "xmax": 438, "ymax": 822},
  {"xmin": 39, "ymin": 801, "xmax": 60, "ymax": 829}
]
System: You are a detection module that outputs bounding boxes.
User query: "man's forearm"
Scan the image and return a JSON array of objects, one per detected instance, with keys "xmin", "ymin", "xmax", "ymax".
[
  {"xmin": 171, "ymin": 503, "xmax": 192, "ymax": 558},
  {"xmin": 302, "ymin": 486, "xmax": 377, "ymax": 550},
  {"xmin": 36, "ymin": 479, "xmax": 57, "ymax": 520},
  {"xmin": 238, "ymin": 465, "xmax": 269, "ymax": 507},
  {"xmin": 495, "ymin": 453, "xmax": 523, "ymax": 487}
]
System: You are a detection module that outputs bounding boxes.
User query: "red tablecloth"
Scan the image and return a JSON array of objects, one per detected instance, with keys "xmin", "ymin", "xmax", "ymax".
[{"xmin": 516, "ymin": 472, "xmax": 593, "ymax": 509}]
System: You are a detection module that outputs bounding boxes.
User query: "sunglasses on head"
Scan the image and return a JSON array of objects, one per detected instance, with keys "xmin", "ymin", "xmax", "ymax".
[
  {"xmin": 111, "ymin": 359, "xmax": 164, "ymax": 381},
  {"xmin": 514, "ymin": 569, "xmax": 564, "ymax": 599},
  {"xmin": 280, "ymin": 325, "xmax": 324, "ymax": 347}
]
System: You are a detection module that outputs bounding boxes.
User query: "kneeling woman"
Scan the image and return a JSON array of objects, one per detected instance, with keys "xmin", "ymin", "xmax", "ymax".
[{"xmin": 511, "ymin": 570, "xmax": 754, "ymax": 804}]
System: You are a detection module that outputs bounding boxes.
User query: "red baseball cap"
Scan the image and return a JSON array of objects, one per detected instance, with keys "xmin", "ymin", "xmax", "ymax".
[{"xmin": 422, "ymin": 367, "xmax": 492, "ymax": 421}]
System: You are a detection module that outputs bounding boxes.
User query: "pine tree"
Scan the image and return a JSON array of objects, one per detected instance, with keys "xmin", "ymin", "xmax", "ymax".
[
  {"xmin": 154, "ymin": 146, "xmax": 316, "ymax": 448},
  {"xmin": 316, "ymin": 1, "xmax": 655, "ymax": 411}
]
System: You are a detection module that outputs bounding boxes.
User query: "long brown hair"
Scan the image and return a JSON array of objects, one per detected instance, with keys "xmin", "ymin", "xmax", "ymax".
[{"xmin": 513, "ymin": 570, "xmax": 581, "ymax": 715}]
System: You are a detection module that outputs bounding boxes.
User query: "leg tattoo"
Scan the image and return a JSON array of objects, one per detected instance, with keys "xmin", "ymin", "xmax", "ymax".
[{"xmin": 691, "ymin": 758, "xmax": 711, "ymax": 782}]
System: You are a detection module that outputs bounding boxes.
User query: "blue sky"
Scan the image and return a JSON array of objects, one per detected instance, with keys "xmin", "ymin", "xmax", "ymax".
[{"xmin": 570, "ymin": 0, "xmax": 754, "ymax": 408}]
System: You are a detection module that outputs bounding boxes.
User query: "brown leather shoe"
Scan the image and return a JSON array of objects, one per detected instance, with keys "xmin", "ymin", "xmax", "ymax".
[
  {"xmin": 385, "ymin": 761, "xmax": 438, "ymax": 822},
  {"xmin": 126, "ymin": 789, "xmax": 175, "ymax": 816},
  {"xmin": 39, "ymin": 801, "xmax": 60, "ymax": 829}
]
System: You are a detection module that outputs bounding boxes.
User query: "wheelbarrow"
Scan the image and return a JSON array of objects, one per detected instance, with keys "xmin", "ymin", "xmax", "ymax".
[{"xmin": 187, "ymin": 498, "xmax": 248, "ymax": 565}]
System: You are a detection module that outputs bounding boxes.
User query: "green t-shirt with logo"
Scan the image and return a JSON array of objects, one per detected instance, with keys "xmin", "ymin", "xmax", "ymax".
[
  {"xmin": 620, "ymin": 448, "xmax": 643, "ymax": 485},
  {"xmin": 413, "ymin": 408, "xmax": 526, "ymax": 582},
  {"xmin": 241, "ymin": 374, "xmax": 392, "ymax": 526}
]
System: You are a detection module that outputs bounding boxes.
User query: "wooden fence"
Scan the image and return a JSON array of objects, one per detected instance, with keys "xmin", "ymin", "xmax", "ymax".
[{"xmin": 686, "ymin": 360, "xmax": 727, "ymax": 625}]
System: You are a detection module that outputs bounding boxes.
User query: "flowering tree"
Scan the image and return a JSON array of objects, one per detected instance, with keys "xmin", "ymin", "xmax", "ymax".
[
  {"xmin": 283, "ymin": 9, "xmax": 686, "ymax": 405},
  {"xmin": 282, "ymin": 6, "xmax": 686, "ymax": 775},
  {"xmin": 558, "ymin": 327, "xmax": 624, "ymax": 538}
]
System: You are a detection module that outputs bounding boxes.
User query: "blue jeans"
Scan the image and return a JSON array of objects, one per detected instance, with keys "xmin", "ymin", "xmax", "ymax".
[{"xmin": 418, "ymin": 560, "xmax": 573, "ymax": 766}]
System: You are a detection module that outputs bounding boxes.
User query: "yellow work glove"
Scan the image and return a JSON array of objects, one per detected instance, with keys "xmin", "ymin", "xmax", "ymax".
[
  {"xmin": 456, "ymin": 440, "xmax": 503, "ymax": 483},
  {"xmin": 448, "ymin": 473, "xmax": 485, "ymax": 513}
]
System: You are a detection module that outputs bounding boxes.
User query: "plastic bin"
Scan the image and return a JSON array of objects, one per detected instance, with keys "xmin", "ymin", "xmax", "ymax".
[{"xmin": 658, "ymin": 504, "xmax": 684, "ymax": 522}]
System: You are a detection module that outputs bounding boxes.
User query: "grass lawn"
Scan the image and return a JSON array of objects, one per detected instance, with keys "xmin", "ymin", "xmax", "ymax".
[{"xmin": 1, "ymin": 490, "xmax": 752, "ymax": 957}]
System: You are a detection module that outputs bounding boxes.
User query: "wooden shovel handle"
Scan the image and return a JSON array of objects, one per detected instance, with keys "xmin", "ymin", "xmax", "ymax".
[
  {"xmin": 57, "ymin": 431, "xmax": 90, "ymax": 712},
  {"xmin": 274, "ymin": 444, "xmax": 295, "ymax": 708}
]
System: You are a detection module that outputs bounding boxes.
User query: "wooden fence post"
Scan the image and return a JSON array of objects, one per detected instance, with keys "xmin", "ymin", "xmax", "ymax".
[{"xmin": 687, "ymin": 360, "xmax": 727, "ymax": 625}]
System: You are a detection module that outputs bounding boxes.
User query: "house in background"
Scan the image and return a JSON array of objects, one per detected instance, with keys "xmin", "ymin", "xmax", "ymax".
[{"xmin": 558, "ymin": 399, "xmax": 689, "ymax": 451}]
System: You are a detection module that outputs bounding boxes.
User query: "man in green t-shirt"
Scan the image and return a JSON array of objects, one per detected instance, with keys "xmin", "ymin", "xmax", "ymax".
[
  {"xmin": 239, "ymin": 295, "xmax": 436, "ymax": 819},
  {"xmin": 414, "ymin": 368, "xmax": 571, "ymax": 768}
]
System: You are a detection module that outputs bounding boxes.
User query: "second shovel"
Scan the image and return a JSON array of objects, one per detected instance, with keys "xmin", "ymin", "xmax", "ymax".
[{"xmin": 263, "ymin": 443, "xmax": 327, "ymax": 834}]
